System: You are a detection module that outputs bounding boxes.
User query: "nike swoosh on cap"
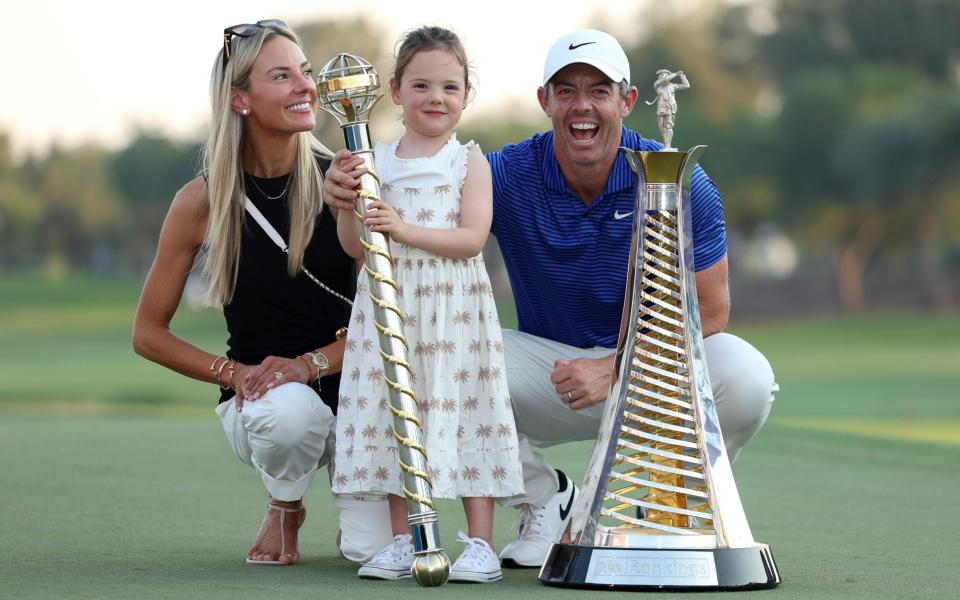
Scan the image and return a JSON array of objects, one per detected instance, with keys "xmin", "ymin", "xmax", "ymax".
[{"xmin": 568, "ymin": 41, "xmax": 596, "ymax": 50}]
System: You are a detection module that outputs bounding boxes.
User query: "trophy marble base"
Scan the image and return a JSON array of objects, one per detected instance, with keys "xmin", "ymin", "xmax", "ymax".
[{"xmin": 539, "ymin": 543, "xmax": 780, "ymax": 590}]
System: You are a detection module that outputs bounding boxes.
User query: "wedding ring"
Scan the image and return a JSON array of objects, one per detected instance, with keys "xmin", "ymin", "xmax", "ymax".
[
  {"xmin": 273, "ymin": 371, "xmax": 283, "ymax": 380},
  {"xmin": 567, "ymin": 391, "xmax": 574, "ymax": 402}
]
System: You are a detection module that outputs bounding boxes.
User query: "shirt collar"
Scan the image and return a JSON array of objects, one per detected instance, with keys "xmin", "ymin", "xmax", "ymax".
[{"xmin": 540, "ymin": 126, "xmax": 637, "ymax": 199}]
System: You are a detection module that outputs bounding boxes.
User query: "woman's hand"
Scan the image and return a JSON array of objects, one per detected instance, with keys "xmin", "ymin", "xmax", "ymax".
[
  {"xmin": 362, "ymin": 200, "xmax": 409, "ymax": 242},
  {"xmin": 234, "ymin": 356, "xmax": 313, "ymax": 411},
  {"xmin": 230, "ymin": 363, "xmax": 257, "ymax": 411},
  {"xmin": 323, "ymin": 149, "xmax": 367, "ymax": 211}
]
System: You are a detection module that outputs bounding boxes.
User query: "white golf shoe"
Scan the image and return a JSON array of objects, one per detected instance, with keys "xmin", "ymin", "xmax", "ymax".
[{"xmin": 499, "ymin": 471, "xmax": 578, "ymax": 568}]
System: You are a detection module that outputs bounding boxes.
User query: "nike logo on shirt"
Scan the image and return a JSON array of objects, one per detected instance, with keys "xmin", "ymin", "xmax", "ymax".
[{"xmin": 614, "ymin": 210, "xmax": 635, "ymax": 220}]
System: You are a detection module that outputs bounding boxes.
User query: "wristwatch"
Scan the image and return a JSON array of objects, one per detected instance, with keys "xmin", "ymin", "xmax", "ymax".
[{"xmin": 306, "ymin": 351, "xmax": 330, "ymax": 380}]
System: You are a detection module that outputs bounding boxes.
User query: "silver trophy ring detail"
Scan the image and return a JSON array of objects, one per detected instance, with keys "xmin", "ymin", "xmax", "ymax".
[{"xmin": 567, "ymin": 391, "xmax": 574, "ymax": 402}]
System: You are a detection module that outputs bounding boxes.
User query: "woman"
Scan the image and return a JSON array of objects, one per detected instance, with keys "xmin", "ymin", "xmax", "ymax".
[{"xmin": 132, "ymin": 19, "xmax": 389, "ymax": 565}]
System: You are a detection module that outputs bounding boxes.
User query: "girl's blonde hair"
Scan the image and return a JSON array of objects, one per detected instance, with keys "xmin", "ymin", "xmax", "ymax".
[{"xmin": 201, "ymin": 22, "xmax": 332, "ymax": 306}]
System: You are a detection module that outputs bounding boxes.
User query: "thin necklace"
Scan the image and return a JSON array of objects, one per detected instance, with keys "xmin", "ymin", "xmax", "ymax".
[{"xmin": 247, "ymin": 173, "xmax": 289, "ymax": 200}]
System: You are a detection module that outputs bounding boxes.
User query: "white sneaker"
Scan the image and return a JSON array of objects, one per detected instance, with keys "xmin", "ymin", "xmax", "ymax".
[
  {"xmin": 499, "ymin": 471, "xmax": 578, "ymax": 568},
  {"xmin": 448, "ymin": 532, "xmax": 503, "ymax": 583},
  {"xmin": 357, "ymin": 534, "xmax": 413, "ymax": 580}
]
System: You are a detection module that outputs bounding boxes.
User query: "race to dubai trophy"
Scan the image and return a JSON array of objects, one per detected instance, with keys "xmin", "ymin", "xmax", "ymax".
[
  {"xmin": 539, "ymin": 70, "xmax": 780, "ymax": 590},
  {"xmin": 316, "ymin": 54, "xmax": 450, "ymax": 587}
]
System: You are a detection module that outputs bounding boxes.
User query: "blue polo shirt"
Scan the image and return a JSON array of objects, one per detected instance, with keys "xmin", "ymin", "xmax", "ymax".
[{"xmin": 487, "ymin": 127, "xmax": 726, "ymax": 349}]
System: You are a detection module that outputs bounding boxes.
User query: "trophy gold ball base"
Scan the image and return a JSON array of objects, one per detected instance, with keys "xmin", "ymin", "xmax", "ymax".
[
  {"xmin": 539, "ymin": 543, "xmax": 780, "ymax": 590},
  {"xmin": 411, "ymin": 552, "xmax": 452, "ymax": 587}
]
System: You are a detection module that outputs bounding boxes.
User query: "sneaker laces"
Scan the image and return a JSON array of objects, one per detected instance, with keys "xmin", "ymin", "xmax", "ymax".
[
  {"xmin": 512, "ymin": 503, "xmax": 549, "ymax": 541},
  {"xmin": 370, "ymin": 534, "xmax": 413, "ymax": 564},
  {"xmin": 453, "ymin": 532, "xmax": 494, "ymax": 569}
]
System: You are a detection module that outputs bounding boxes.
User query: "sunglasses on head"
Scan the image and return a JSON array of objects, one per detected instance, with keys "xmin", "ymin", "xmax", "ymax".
[{"xmin": 222, "ymin": 19, "xmax": 288, "ymax": 69}]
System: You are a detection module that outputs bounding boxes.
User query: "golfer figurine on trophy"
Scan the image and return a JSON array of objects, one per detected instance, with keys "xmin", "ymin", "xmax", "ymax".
[
  {"xmin": 539, "ymin": 70, "xmax": 780, "ymax": 591},
  {"xmin": 646, "ymin": 69, "xmax": 690, "ymax": 150}
]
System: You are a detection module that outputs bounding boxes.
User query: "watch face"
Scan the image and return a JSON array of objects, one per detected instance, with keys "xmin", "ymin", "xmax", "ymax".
[{"xmin": 312, "ymin": 352, "xmax": 329, "ymax": 369}]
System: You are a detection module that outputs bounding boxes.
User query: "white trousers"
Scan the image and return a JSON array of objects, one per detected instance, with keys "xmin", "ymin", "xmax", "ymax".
[
  {"xmin": 216, "ymin": 382, "xmax": 392, "ymax": 563},
  {"xmin": 499, "ymin": 330, "xmax": 777, "ymax": 508}
]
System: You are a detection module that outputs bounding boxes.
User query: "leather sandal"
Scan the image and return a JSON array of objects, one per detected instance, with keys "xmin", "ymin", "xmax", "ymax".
[{"xmin": 246, "ymin": 501, "xmax": 306, "ymax": 565}]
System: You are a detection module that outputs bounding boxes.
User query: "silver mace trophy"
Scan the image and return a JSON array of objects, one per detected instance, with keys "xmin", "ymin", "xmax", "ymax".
[
  {"xmin": 317, "ymin": 53, "xmax": 450, "ymax": 587},
  {"xmin": 539, "ymin": 70, "xmax": 780, "ymax": 590}
]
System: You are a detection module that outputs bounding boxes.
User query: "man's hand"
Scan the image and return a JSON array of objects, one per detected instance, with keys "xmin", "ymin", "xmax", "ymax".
[
  {"xmin": 551, "ymin": 354, "xmax": 616, "ymax": 410},
  {"xmin": 323, "ymin": 149, "xmax": 366, "ymax": 212}
]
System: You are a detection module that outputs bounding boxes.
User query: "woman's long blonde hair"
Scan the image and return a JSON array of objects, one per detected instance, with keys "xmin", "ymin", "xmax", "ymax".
[{"xmin": 201, "ymin": 22, "xmax": 332, "ymax": 307}]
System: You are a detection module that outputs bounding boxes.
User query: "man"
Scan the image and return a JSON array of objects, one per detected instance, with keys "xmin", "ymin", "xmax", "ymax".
[{"xmin": 323, "ymin": 29, "xmax": 776, "ymax": 570}]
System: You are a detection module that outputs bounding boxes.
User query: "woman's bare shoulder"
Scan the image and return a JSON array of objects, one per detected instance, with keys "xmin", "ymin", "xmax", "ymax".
[
  {"xmin": 173, "ymin": 176, "xmax": 209, "ymax": 213},
  {"xmin": 163, "ymin": 176, "xmax": 209, "ymax": 246}
]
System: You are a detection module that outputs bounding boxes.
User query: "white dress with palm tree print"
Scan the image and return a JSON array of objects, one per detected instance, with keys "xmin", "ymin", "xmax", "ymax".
[{"xmin": 333, "ymin": 133, "xmax": 523, "ymax": 499}]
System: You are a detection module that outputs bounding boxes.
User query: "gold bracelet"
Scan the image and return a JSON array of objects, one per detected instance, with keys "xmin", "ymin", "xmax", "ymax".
[
  {"xmin": 297, "ymin": 355, "xmax": 316, "ymax": 382},
  {"xmin": 223, "ymin": 360, "xmax": 235, "ymax": 390},
  {"xmin": 216, "ymin": 359, "xmax": 230, "ymax": 388},
  {"xmin": 209, "ymin": 356, "xmax": 225, "ymax": 372}
]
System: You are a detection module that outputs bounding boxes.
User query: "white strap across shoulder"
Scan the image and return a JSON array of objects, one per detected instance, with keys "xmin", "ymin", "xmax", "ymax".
[
  {"xmin": 244, "ymin": 196, "xmax": 353, "ymax": 307},
  {"xmin": 245, "ymin": 197, "xmax": 289, "ymax": 252}
]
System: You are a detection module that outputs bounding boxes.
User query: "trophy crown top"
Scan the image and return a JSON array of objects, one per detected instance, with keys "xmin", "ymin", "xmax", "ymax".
[{"xmin": 316, "ymin": 53, "xmax": 382, "ymax": 124}]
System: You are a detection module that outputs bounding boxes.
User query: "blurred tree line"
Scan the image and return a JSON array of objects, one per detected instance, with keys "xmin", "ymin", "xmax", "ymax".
[
  {"xmin": 603, "ymin": 0, "xmax": 960, "ymax": 312},
  {"xmin": 1, "ymin": 0, "xmax": 957, "ymax": 312}
]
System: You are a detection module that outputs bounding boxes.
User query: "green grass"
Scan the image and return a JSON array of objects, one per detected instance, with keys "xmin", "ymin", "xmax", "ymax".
[
  {"xmin": 1, "ymin": 273, "xmax": 959, "ymax": 598},
  {"xmin": 734, "ymin": 313, "xmax": 960, "ymax": 419},
  {"xmin": 0, "ymin": 273, "xmax": 224, "ymax": 410}
]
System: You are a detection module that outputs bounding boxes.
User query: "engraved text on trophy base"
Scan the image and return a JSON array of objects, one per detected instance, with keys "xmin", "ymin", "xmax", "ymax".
[{"xmin": 586, "ymin": 550, "xmax": 718, "ymax": 586}]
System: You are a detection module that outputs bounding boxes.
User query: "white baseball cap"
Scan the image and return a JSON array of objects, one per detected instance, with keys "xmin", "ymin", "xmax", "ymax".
[{"xmin": 542, "ymin": 29, "xmax": 630, "ymax": 86}]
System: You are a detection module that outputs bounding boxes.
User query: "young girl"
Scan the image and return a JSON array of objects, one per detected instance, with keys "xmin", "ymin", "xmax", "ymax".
[{"xmin": 330, "ymin": 26, "xmax": 523, "ymax": 583}]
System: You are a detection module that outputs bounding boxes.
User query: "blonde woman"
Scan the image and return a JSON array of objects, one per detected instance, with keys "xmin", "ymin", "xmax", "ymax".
[{"xmin": 133, "ymin": 20, "xmax": 390, "ymax": 565}]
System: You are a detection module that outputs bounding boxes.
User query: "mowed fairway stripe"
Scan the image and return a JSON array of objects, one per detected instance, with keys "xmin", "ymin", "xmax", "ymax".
[{"xmin": 772, "ymin": 416, "xmax": 960, "ymax": 446}]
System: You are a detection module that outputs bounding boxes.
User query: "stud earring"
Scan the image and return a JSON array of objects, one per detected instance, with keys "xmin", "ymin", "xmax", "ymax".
[{"xmin": 241, "ymin": 109, "xmax": 249, "ymax": 115}]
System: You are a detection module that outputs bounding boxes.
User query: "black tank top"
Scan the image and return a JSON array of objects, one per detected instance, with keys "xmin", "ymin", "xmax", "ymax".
[{"xmin": 219, "ymin": 163, "xmax": 355, "ymax": 412}]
